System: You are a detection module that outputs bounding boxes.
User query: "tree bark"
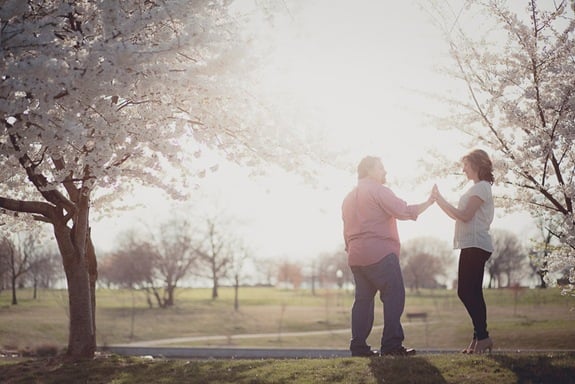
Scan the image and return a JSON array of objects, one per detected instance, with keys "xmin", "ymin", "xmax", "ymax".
[
  {"xmin": 64, "ymin": 253, "xmax": 96, "ymax": 357},
  {"xmin": 212, "ymin": 273, "xmax": 219, "ymax": 299},
  {"xmin": 11, "ymin": 274, "xmax": 17, "ymax": 305},
  {"xmin": 234, "ymin": 274, "xmax": 239, "ymax": 311},
  {"xmin": 538, "ymin": 272, "xmax": 547, "ymax": 289},
  {"xmin": 9, "ymin": 244, "xmax": 18, "ymax": 305},
  {"xmin": 53, "ymin": 197, "xmax": 97, "ymax": 359}
]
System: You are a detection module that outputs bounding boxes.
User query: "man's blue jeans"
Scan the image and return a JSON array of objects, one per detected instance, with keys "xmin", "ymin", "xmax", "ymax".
[{"xmin": 349, "ymin": 253, "xmax": 405, "ymax": 354}]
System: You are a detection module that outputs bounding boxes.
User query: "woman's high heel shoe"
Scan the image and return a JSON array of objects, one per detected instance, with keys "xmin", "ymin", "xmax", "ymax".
[
  {"xmin": 461, "ymin": 339, "xmax": 477, "ymax": 354},
  {"xmin": 473, "ymin": 337, "xmax": 493, "ymax": 354}
]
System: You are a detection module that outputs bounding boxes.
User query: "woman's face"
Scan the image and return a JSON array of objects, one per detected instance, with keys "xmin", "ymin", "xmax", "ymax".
[{"xmin": 462, "ymin": 159, "xmax": 478, "ymax": 181}]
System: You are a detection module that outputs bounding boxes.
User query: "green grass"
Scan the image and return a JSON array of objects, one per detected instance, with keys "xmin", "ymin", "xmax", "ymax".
[
  {"xmin": 1, "ymin": 286, "xmax": 574, "ymax": 351},
  {"xmin": 1, "ymin": 353, "xmax": 574, "ymax": 384},
  {"xmin": 1, "ymin": 287, "xmax": 574, "ymax": 383}
]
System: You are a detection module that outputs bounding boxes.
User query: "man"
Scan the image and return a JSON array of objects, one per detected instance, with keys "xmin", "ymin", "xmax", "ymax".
[{"xmin": 342, "ymin": 156, "xmax": 433, "ymax": 357}]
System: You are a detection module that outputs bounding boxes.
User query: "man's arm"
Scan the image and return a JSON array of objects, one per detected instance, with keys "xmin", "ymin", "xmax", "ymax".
[
  {"xmin": 413, "ymin": 196, "xmax": 434, "ymax": 216},
  {"xmin": 379, "ymin": 186, "xmax": 434, "ymax": 220}
]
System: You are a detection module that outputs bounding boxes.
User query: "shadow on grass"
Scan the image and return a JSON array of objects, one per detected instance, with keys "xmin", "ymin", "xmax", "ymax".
[
  {"xmin": 489, "ymin": 353, "xmax": 575, "ymax": 384},
  {"xmin": 369, "ymin": 356, "xmax": 447, "ymax": 384}
]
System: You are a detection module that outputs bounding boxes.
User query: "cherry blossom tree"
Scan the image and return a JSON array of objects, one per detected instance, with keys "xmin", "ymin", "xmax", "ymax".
[
  {"xmin": 0, "ymin": 0, "xmax": 309, "ymax": 358},
  {"xmin": 425, "ymin": 0, "xmax": 575, "ymax": 295}
]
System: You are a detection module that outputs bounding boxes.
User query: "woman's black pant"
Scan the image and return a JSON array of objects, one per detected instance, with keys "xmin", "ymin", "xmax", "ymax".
[{"xmin": 458, "ymin": 247, "xmax": 491, "ymax": 340}]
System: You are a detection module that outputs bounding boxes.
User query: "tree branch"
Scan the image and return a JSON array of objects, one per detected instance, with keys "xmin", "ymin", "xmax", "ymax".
[
  {"xmin": 0, "ymin": 196, "xmax": 57, "ymax": 222},
  {"xmin": 52, "ymin": 156, "xmax": 80, "ymax": 202},
  {"xmin": 503, "ymin": 178, "xmax": 569, "ymax": 215},
  {"xmin": 8, "ymin": 130, "xmax": 76, "ymax": 215}
]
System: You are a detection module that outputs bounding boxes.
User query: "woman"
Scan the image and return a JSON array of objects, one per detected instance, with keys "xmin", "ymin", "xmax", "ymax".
[{"xmin": 432, "ymin": 149, "xmax": 494, "ymax": 354}]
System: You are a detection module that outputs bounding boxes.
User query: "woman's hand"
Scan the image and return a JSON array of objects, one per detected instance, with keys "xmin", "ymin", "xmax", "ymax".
[{"xmin": 432, "ymin": 184, "xmax": 441, "ymax": 201}]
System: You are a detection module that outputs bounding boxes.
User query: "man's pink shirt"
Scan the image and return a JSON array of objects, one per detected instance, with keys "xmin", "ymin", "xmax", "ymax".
[{"xmin": 342, "ymin": 178, "xmax": 420, "ymax": 267}]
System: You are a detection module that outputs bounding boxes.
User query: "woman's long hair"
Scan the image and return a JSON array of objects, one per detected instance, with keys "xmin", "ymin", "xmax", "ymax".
[{"xmin": 463, "ymin": 149, "xmax": 494, "ymax": 184}]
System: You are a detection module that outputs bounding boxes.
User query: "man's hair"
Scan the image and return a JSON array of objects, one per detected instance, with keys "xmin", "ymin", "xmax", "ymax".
[
  {"xmin": 462, "ymin": 149, "xmax": 494, "ymax": 184},
  {"xmin": 357, "ymin": 156, "xmax": 381, "ymax": 179}
]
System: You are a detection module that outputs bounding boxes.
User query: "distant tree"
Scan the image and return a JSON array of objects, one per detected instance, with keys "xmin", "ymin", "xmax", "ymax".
[
  {"xmin": 20, "ymin": 231, "xmax": 61, "ymax": 298},
  {"xmin": 0, "ymin": 232, "xmax": 49, "ymax": 305},
  {"xmin": 486, "ymin": 253, "xmax": 502, "ymax": 289},
  {"xmin": 401, "ymin": 237, "xmax": 454, "ymax": 292},
  {"xmin": 193, "ymin": 217, "xmax": 235, "ymax": 300},
  {"xmin": 277, "ymin": 261, "xmax": 303, "ymax": 289},
  {"xmin": 253, "ymin": 256, "xmax": 278, "ymax": 286},
  {"xmin": 28, "ymin": 249, "xmax": 60, "ymax": 292},
  {"xmin": 315, "ymin": 249, "xmax": 350, "ymax": 289},
  {"xmin": 528, "ymin": 218, "xmax": 560, "ymax": 288},
  {"xmin": 147, "ymin": 220, "xmax": 198, "ymax": 308},
  {"xmin": 98, "ymin": 231, "xmax": 155, "ymax": 292},
  {"xmin": 425, "ymin": 0, "xmax": 575, "ymax": 296},
  {"xmin": 2, "ymin": 234, "xmax": 32, "ymax": 305},
  {"xmin": 487, "ymin": 229, "xmax": 526, "ymax": 288},
  {"xmin": 0, "ymin": 235, "xmax": 8, "ymax": 291},
  {"xmin": 101, "ymin": 224, "xmax": 197, "ymax": 308},
  {"xmin": 229, "ymin": 245, "xmax": 251, "ymax": 311},
  {"xmin": 97, "ymin": 230, "xmax": 158, "ymax": 340}
]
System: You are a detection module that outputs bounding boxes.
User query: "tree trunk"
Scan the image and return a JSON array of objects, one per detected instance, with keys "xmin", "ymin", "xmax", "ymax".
[
  {"xmin": 311, "ymin": 274, "xmax": 316, "ymax": 296},
  {"xmin": 212, "ymin": 274, "xmax": 218, "ymax": 299},
  {"xmin": 54, "ymin": 195, "xmax": 97, "ymax": 359},
  {"xmin": 129, "ymin": 289, "xmax": 136, "ymax": 341},
  {"xmin": 234, "ymin": 273, "xmax": 239, "ymax": 311},
  {"xmin": 11, "ymin": 274, "xmax": 17, "ymax": 305},
  {"xmin": 538, "ymin": 271, "xmax": 547, "ymax": 289},
  {"xmin": 65, "ymin": 254, "xmax": 96, "ymax": 357},
  {"xmin": 10, "ymin": 248, "xmax": 17, "ymax": 305},
  {"xmin": 166, "ymin": 284, "xmax": 175, "ymax": 307},
  {"xmin": 150, "ymin": 286, "xmax": 164, "ymax": 308}
]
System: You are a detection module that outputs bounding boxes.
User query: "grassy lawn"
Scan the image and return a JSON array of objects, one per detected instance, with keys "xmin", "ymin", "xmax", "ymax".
[
  {"xmin": 1, "ymin": 286, "xmax": 574, "ymax": 352},
  {"xmin": 1, "ymin": 353, "xmax": 574, "ymax": 384},
  {"xmin": 0, "ymin": 287, "xmax": 574, "ymax": 383}
]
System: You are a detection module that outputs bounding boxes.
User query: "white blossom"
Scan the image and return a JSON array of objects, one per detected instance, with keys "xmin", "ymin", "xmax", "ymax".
[{"xmin": 425, "ymin": 0, "xmax": 575, "ymax": 294}]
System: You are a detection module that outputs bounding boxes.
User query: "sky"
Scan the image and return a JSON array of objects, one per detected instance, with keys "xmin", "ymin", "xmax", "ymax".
[{"xmin": 91, "ymin": 0, "xmax": 540, "ymax": 266}]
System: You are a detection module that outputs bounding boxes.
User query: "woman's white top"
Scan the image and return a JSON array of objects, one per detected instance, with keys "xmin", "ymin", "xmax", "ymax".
[{"xmin": 453, "ymin": 180, "xmax": 494, "ymax": 252}]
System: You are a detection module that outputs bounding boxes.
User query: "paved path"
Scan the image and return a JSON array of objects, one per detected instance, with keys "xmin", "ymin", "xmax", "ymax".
[
  {"xmin": 103, "ymin": 346, "xmax": 354, "ymax": 359},
  {"xmin": 105, "ymin": 324, "xmax": 574, "ymax": 359},
  {"xmin": 112, "ymin": 326, "xmax": 363, "ymax": 348},
  {"xmin": 101, "ymin": 346, "xmax": 575, "ymax": 359},
  {"xmin": 105, "ymin": 324, "xmax": 427, "ymax": 358},
  {"xmin": 112, "ymin": 322, "xmax": 436, "ymax": 348},
  {"xmin": 103, "ymin": 345, "xmax": 466, "ymax": 359}
]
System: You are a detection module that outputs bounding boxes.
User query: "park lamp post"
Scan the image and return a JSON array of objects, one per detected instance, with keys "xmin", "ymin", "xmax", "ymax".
[
  {"xmin": 336, "ymin": 269, "xmax": 344, "ymax": 289},
  {"xmin": 336, "ymin": 269, "xmax": 344, "ymax": 307}
]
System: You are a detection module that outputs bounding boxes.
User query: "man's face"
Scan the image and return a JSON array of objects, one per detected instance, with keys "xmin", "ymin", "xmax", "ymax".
[{"xmin": 370, "ymin": 161, "xmax": 387, "ymax": 184}]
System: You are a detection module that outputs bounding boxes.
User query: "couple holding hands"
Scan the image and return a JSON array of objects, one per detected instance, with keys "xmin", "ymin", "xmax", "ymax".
[{"xmin": 342, "ymin": 149, "xmax": 494, "ymax": 357}]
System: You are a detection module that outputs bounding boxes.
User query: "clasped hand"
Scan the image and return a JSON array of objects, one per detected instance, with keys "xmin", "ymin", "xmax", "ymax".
[{"xmin": 429, "ymin": 184, "xmax": 442, "ymax": 204}]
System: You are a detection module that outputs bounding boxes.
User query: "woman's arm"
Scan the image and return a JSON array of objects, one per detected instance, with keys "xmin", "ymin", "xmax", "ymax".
[{"xmin": 433, "ymin": 185, "xmax": 483, "ymax": 222}]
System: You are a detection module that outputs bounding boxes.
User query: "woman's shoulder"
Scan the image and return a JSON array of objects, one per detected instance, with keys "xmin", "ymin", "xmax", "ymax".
[
  {"xmin": 478, "ymin": 180, "xmax": 492, "ymax": 190},
  {"xmin": 471, "ymin": 180, "xmax": 492, "ymax": 197}
]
